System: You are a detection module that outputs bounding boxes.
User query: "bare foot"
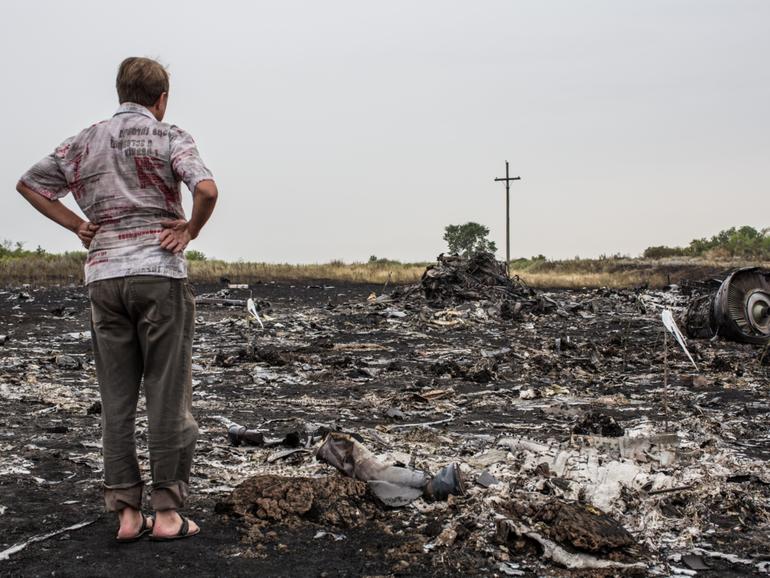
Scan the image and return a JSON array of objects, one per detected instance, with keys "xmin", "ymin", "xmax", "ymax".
[
  {"xmin": 152, "ymin": 510, "xmax": 200, "ymax": 538},
  {"xmin": 117, "ymin": 507, "xmax": 153, "ymax": 540}
]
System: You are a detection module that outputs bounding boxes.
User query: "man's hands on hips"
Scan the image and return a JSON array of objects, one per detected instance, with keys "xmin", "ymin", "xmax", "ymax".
[
  {"xmin": 159, "ymin": 219, "xmax": 194, "ymax": 254},
  {"xmin": 158, "ymin": 180, "xmax": 218, "ymax": 255},
  {"xmin": 16, "ymin": 181, "xmax": 102, "ymax": 249},
  {"xmin": 76, "ymin": 221, "xmax": 100, "ymax": 248}
]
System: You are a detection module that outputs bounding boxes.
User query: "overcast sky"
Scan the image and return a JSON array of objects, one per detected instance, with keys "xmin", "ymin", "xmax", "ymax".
[{"xmin": 2, "ymin": 1, "xmax": 768, "ymax": 263}]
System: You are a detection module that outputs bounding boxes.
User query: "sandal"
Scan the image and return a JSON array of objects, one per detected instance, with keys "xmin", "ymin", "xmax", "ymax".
[
  {"xmin": 116, "ymin": 512, "xmax": 153, "ymax": 543},
  {"xmin": 150, "ymin": 514, "xmax": 200, "ymax": 541}
]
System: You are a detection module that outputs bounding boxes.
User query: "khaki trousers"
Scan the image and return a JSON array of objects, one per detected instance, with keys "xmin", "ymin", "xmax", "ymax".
[{"xmin": 89, "ymin": 276, "xmax": 198, "ymax": 512}]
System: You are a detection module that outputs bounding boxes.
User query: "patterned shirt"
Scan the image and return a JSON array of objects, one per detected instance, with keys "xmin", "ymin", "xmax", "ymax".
[{"xmin": 20, "ymin": 102, "xmax": 213, "ymax": 284}]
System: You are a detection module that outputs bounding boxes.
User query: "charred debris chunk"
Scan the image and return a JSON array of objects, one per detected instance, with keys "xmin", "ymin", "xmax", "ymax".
[
  {"xmin": 572, "ymin": 411, "xmax": 625, "ymax": 438},
  {"xmin": 391, "ymin": 252, "xmax": 543, "ymax": 317}
]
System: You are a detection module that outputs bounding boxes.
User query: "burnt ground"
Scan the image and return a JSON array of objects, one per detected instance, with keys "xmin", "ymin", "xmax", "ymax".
[{"xmin": 1, "ymin": 280, "xmax": 769, "ymax": 577}]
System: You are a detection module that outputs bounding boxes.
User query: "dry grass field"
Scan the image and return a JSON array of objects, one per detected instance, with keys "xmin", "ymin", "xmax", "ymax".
[
  {"xmin": 1, "ymin": 251, "xmax": 768, "ymax": 288},
  {"xmin": 510, "ymin": 256, "xmax": 770, "ymax": 288}
]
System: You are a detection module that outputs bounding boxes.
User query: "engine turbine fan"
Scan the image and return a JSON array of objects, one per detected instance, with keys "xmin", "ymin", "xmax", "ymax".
[{"xmin": 712, "ymin": 268, "xmax": 770, "ymax": 344}]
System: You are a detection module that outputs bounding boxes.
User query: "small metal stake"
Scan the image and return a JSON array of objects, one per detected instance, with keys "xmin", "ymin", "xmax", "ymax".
[{"xmin": 382, "ymin": 271, "xmax": 392, "ymax": 295}]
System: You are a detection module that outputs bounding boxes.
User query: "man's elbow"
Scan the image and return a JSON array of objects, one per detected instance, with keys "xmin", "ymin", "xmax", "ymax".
[
  {"xmin": 16, "ymin": 181, "xmax": 37, "ymax": 202},
  {"xmin": 196, "ymin": 180, "xmax": 218, "ymax": 203}
]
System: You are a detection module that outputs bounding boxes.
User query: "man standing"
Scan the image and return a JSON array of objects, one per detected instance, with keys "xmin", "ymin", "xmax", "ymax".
[{"xmin": 16, "ymin": 57, "xmax": 217, "ymax": 541}]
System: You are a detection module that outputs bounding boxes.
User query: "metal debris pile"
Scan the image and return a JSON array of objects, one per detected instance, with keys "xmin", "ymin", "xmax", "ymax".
[{"xmin": 392, "ymin": 253, "xmax": 538, "ymax": 318}]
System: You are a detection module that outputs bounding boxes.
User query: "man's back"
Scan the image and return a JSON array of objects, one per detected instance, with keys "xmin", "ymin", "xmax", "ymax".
[
  {"xmin": 20, "ymin": 102, "xmax": 212, "ymax": 283},
  {"xmin": 16, "ymin": 56, "xmax": 216, "ymax": 541}
]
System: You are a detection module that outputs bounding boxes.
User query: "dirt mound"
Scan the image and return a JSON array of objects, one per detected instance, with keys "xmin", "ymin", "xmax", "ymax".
[
  {"xmin": 535, "ymin": 501, "xmax": 635, "ymax": 553},
  {"xmin": 222, "ymin": 475, "xmax": 377, "ymax": 531},
  {"xmin": 500, "ymin": 499, "xmax": 636, "ymax": 555}
]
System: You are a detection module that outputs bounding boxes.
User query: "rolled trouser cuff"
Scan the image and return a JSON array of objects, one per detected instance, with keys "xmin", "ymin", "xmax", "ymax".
[
  {"xmin": 104, "ymin": 481, "xmax": 144, "ymax": 512},
  {"xmin": 151, "ymin": 481, "xmax": 189, "ymax": 511}
]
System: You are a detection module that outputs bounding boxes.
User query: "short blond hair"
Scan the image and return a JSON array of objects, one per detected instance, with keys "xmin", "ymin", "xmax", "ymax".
[{"xmin": 116, "ymin": 57, "xmax": 169, "ymax": 107}]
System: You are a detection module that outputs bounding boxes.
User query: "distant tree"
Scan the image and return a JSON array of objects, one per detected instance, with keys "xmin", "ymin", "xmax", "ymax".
[
  {"xmin": 688, "ymin": 226, "xmax": 769, "ymax": 258},
  {"xmin": 644, "ymin": 226, "xmax": 769, "ymax": 259},
  {"xmin": 0, "ymin": 240, "xmax": 12, "ymax": 258},
  {"xmin": 643, "ymin": 245, "xmax": 687, "ymax": 259},
  {"xmin": 443, "ymin": 222, "xmax": 497, "ymax": 258},
  {"xmin": 368, "ymin": 255, "xmax": 400, "ymax": 267},
  {"xmin": 185, "ymin": 250, "xmax": 207, "ymax": 262},
  {"xmin": 0, "ymin": 240, "xmax": 36, "ymax": 259}
]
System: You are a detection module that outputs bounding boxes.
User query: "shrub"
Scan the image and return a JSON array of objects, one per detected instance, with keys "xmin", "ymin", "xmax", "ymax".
[{"xmin": 185, "ymin": 250, "xmax": 207, "ymax": 262}]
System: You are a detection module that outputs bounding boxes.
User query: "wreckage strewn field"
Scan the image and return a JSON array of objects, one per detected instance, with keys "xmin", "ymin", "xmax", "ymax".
[{"xmin": 1, "ymin": 259, "xmax": 769, "ymax": 577}]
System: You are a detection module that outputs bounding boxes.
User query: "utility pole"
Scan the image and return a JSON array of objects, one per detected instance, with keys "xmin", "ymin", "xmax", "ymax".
[{"xmin": 493, "ymin": 160, "xmax": 521, "ymax": 273}]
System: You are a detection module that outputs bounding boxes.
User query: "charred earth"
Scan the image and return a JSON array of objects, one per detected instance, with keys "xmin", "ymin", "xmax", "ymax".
[{"xmin": 1, "ymin": 264, "xmax": 769, "ymax": 576}]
